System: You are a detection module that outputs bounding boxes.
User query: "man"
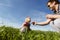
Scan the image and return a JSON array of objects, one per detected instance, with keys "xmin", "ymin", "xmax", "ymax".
[{"xmin": 32, "ymin": 0, "xmax": 60, "ymax": 32}]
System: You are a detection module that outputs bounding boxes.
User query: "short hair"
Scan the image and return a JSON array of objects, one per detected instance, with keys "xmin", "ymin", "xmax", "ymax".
[{"xmin": 48, "ymin": 0, "xmax": 60, "ymax": 4}]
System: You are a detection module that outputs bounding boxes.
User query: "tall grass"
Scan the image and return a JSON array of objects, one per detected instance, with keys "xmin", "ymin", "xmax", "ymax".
[{"xmin": 0, "ymin": 26, "xmax": 60, "ymax": 40}]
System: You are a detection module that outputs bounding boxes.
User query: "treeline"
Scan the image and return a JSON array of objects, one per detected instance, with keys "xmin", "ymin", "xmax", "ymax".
[{"xmin": 0, "ymin": 26, "xmax": 60, "ymax": 40}]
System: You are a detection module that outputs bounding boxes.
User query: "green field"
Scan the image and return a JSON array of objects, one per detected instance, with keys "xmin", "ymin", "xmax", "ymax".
[{"xmin": 0, "ymin": 26, "xmax": 60, "ymax": 40}]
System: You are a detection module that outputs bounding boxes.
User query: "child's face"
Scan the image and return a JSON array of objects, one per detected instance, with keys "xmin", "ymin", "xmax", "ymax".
[{"xmin": 25, "ymin": 17, "xmax": 31, "ymax": 22}]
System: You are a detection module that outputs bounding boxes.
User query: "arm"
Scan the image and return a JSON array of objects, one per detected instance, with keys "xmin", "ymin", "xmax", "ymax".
[
  {"xmin": 46, "ymin": 14, "xmax": 60, "ymax": 19},
  {"xmin": 32, "ymin": 19, "xmax": 52, "ymax": 26}
]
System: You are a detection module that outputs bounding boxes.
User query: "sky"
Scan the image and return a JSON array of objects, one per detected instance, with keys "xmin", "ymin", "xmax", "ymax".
[{"xmin": 0, "ymin": 0, "xmax": 59, "ymax": 31}]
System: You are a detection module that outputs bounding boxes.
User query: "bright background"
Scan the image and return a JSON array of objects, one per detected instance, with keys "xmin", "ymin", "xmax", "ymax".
[{"xmin": 0, "ymin": 0, "xmax": 60, "ymax": 31}]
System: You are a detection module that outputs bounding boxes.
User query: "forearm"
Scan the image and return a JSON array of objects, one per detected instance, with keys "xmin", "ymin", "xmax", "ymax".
[
  {"xmin": 49, "ymin": 15, "xmax": 60, "ymax": 19},
  {"xmin": 36, "ymin": 22, "xmax": 49, "ymax": 26},
  {"xmin": 53, "ymin": 15, "xmax": 60, "ymax": 18},
  {"xmin": 46, "ymin": 14, "xmax": 60, "ymax": 19},
  {"xmin": 35, "ymin": 19, "xmax": 51, "ymax": 26}
]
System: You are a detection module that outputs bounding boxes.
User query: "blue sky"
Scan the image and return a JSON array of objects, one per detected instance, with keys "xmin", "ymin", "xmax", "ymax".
[{"xmin": 0, "ymin": 0, "xmax": 59, "ymax": 31}]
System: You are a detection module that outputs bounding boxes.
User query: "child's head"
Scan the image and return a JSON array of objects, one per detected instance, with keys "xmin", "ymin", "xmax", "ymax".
[{"xmin": 25, "ymin": 17, "xmax": 31, "ymax": 23}]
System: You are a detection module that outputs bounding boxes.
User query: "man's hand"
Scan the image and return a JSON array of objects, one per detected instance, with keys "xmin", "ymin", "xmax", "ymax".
[{"xmin": 46, "ymin": 14, "xmax": 53, "ymax": 19}]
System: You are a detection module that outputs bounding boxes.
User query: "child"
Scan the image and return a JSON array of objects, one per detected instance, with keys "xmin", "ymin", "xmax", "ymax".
[{"xmin": 20, "ymin": 17, "xmax": 31, "ymax": 32}]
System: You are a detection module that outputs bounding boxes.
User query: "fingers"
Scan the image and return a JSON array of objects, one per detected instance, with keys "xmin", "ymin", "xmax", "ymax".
[
  {"xmin": 46, "ymin": 14, "xmax": 54, "ymax": 19},
  {"xmin": 46, "ymin": 14, "xmax": 50, "ymax": 18}
]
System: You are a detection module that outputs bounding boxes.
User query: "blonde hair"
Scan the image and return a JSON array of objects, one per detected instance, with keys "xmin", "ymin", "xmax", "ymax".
[{"xmin": 25, "ymin": 17, "xmax": 31, "ymax": 22}]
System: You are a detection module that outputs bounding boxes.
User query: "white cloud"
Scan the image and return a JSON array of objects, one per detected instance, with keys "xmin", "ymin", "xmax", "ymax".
[{"xmin": 0, "ymin": 16, "xmax": 21, "ymax": 28}]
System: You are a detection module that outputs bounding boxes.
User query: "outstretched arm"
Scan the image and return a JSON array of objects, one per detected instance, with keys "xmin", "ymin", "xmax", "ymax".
[{"xmin": 32, "ymin": 19, "xmax": 52, "ymax": 26}]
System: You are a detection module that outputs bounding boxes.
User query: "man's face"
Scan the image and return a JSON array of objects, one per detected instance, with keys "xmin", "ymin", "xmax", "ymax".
[{"xmin": 47, "ymin": 2, "xmax": 56, "ymax": 11}]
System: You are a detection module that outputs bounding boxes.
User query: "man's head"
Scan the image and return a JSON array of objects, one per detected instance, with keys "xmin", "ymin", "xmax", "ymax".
[{"xmin": 47, "ymin": 0, "xmax": 59, "ymax": 11}]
